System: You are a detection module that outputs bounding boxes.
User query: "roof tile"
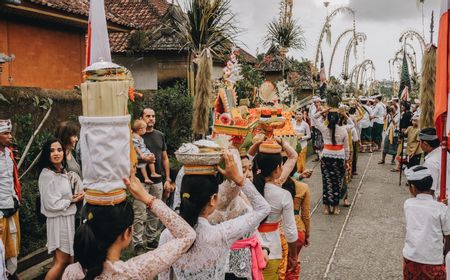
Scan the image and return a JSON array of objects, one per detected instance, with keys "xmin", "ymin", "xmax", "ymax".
[{"xmin": 27, "ymin": 0, "xmax": 134, "ymax": 27}]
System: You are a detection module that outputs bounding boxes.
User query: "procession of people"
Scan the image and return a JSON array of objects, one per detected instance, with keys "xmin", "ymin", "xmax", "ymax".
[{"xmin": 1, "ymin": 85, "xmax": 449, "ymax": 280}]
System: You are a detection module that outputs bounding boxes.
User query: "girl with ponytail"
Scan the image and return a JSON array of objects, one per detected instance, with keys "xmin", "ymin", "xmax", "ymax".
[
  {"xmin": 62, "ymin": 174, "xmax": 196, "ymax": 280},
  {"xmin": 249, "ymin": 138, "xmax": 300, "ymax": 279},
  {"xmin": 313, "ymin": 107, "xmax": 350, "ymax": 215},
  {"xmin": 158, "ymin": 150, "xmax": 270, "ymax": 280}
]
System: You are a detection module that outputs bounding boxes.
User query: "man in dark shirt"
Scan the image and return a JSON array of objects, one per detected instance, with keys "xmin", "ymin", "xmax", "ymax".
[
  {"xmin": 132, "ymin": 108, "xmax": 172, "ymax": 253},
  {"xmin": 400, "ymin": 102, "xmax": 413, "ymax": 131}
]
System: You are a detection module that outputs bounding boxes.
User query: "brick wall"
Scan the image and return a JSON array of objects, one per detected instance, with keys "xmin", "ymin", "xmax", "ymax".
[{"xmin": 0, "ymin": 17, "xmax": 86, "ymax": 89}]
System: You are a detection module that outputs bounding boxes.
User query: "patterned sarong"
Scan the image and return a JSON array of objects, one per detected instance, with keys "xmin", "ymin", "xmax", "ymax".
[
  {"xmin": 312, "ymin": 127, "xmax": 323, "ymax": 151},
  {"xmin": 321, "ymin": 157, "xmax": 345, "ymax": 206},
  {"xmin": 1, "ymin": 211, "xmax": 20, "ymax": 274},
  {"xmin": 403, "ymin": 258, "xmax": 446, "ymax": 280}
]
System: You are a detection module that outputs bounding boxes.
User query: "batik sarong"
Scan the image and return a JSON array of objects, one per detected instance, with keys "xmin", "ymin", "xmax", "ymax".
[
  {"xmin": 321, "ymin": 157, "xmax": 345, "ymax": 206},
  {"xmin": 403, "ymin": 258, "xmax": 446, "ymax": 280},
  {"xmin": 279, "ymin": 232, "xmax": 305, "ymax": 280},
  {"xmin": 312, "ymin": 127, "xmax": 323, "ymax": 151}
]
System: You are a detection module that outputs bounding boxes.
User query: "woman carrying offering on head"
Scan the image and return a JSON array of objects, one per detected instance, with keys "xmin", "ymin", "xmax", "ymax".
[
  {"xmin": 38, "ymin": 138, "xmax": 84, "ymax": 280},
  {"xmin": 158, "ymin": 150, "xmax": 271, "ymax": 280},
  {"xmin": 313, "ymin": 108, "xmax": 350, "ymax": 215},
  {"xmin": 62, "ymin": 172, "xmax": 196, "ymax": 280},
  {"xmin": 249, "ymin": 138, "xmax": 299, "ymax": 280}
]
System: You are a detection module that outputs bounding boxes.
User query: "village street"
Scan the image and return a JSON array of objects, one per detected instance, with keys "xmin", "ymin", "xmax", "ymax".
[
  {"xmin": 300, "ymin": 152, "xmax": 408, "ymax": 280},
  {"xmin": 18, "ymin": 151, "xmax": 410, "ymax": 280}
]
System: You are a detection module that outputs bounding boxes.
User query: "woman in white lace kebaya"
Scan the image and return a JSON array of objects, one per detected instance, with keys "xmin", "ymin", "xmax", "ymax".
[
  {"xmin": 158, "ymin": 151, "xmax": 271, "ymax": 280},
  {"xmin": 313, "ymin": 109, "xmax": 349, "ymax": 215},
  {"xmin": 251, "ymin": 139, "xmax": 299, "ymax": 280},
  {"xmin": 209, "ymin": 151, "xmax": 265, "ymax": 280},
  {"xmin": 62, "ymin": 175, "xmax": 196, "ymax": 279}
]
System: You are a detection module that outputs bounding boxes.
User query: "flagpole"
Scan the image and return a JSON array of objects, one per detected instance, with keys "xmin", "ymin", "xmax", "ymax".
[{"xmin": 439, "ymin": 113, "xmax": 447, "ymax": 202}]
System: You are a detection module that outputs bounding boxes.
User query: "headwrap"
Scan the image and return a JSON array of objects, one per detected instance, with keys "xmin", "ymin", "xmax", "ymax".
[
  {"xmin": 0, "ymin": 119, "xmax": 12, "ymax": 133},
  {"xmin": 419, "ymin": 128, "xmax": 438, "ymax": 141},
  {"xmin": 312, "ymin": 96, "xmax": 321, "ymax": 102},
  {"xmin": 404, "ymin": 166, "xmax": 432, "ymax": 181},
  {"xmin": 412, "ymin": 112, "xmax": 420, "ymax": 120}
]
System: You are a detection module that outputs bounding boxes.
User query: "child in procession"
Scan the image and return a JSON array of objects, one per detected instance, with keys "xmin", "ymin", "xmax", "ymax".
[{"xmin": 403, "ymin": 165, "xmax": 450, "ymax": 280}]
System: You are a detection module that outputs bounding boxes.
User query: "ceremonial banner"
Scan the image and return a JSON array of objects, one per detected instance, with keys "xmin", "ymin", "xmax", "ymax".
[
  {"xmin": 434, "ymin": 0, "xmax": 449, "ymax": 201},
  {"xmin": 435, "ymin": 0, "xmax": 450, "ymax": 141},
  {"xmin": 398, "ymin": 51, "xmax": 411, "ymax": 98}
]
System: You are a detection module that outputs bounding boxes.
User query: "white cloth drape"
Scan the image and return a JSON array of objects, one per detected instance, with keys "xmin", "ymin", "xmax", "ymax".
[{"xmin": 79, "ymin": 115, "xmax": 131, "ymax": 192}]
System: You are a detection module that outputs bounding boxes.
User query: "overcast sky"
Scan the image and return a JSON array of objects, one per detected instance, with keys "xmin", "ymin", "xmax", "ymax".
[{"xmin": 229, "ymin": 0, "xmax": 440, "ymax": 81}]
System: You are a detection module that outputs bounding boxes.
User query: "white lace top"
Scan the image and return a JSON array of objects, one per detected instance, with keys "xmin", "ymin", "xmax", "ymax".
[
  {"xmin": 158, "ymin": 179, "xmax": 270, "ymax": 280},
  {"xmin": 314, "ymin": 113, "xmax": 349, "ymax": 160},
  {"xmin": 62, "ymin": 199, "xmax": 196, "ymax": 280}
]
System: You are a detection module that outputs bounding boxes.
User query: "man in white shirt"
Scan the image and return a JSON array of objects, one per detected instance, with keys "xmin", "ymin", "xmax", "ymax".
[
  {"xmin": 419, "ymin": 128, "xmax": 450, "ymax": 200},
  {"xmin": 403, "ymin": 165, "xmax": 450, "ymax": 279},
  {"xmin": 359, "ymin": 97, "xmax": 373, "ymax": 152},
  {"xmin": 0, "ymin": 120, "xmax": 21, "ymax": 278},
  {"xmin": 370, "ymin": 95, "xmax": 386, "ymax": 151},
  {"xmin": 308, "ymin": 97, "xmax": 323, "ymax": 161}
]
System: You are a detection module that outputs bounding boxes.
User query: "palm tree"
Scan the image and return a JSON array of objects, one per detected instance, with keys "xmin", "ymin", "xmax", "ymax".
[
  {"xmin": 172, "ymin": 0, "xmax": 239, "ymax": 134},
  {"xmin": 264, "ymin": 18, "xmax": 306, "ymax": 54},
  {"xmin": 264, "ymin": 17, "xmax": 306, "ymax": 84}
]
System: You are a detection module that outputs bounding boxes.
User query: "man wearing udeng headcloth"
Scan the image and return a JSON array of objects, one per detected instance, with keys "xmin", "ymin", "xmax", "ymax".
[
  {"xmin": 419, "ymin": 127, "xmax": 450, "ymax": 200},
  {"xmin": 0, "ymin": 119, "xmax": 21, "ymax": 278}
]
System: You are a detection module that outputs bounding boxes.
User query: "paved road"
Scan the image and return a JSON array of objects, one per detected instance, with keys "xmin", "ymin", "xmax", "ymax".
[{"xmin": 300, "ymin": 152, "xmax": 409, "ymax": 280}]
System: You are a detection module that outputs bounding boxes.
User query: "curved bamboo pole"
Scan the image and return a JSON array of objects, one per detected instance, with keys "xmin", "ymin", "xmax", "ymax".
[
  {"xmin": 357, "ymin": 60, "xmax": 375, "ymax": 87},
  {"xmin": 342, "ymin": 32, "xmax": 367, "ymax": 80},
  {"xmin": 328, "ymin": 29, "xmax": 354, "ymax": 78},
  {"xmin": 399, "ymin": 29, "xmax": 426, "ymax": 54},
  {"xmin": 314, "ymin": 7, "xmax": 356, "ymax": 67}
]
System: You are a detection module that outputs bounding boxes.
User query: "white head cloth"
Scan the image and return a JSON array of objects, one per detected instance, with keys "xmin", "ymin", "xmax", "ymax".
[
  {"xmin": 312, "ymin": 96, "xmax": 321, "ymax": 102},
  {"xmin": 0, "ymin": 120, "xmax": 12, "ymax": 133},
  {"xmin": 405, "ymin": 166, "xmax": 432, "ymax": 181}
]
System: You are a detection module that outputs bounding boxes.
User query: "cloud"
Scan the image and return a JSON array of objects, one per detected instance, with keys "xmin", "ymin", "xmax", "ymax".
[
  {"xmin": 348, "ymin": 0, "xmax": 439, "ymax": 22},
  {"xmin": 229, "ymin": 0, "xmax": 440, "ymax": 80}
]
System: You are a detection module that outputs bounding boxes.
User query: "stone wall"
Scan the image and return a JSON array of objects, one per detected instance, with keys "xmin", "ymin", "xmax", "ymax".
[{"xmin": 0, "ymin": 86, "xmax": 82, "ymax": 137}]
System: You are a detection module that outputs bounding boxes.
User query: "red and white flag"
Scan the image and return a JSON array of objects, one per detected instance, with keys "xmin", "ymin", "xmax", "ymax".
[
  {"xmin": 86, "ymin": 0, "xmax": 112, "ymax": 67},
  {"xmin": 434, "ymin": 0, "xmax": 449, "ymax": 201}
]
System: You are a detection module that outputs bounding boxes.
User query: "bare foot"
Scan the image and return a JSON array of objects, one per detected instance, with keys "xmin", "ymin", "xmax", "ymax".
[
  {"xmin": 144, "ymin": 178, "xmax": 154, "ymax": 184},
  {"xmin": 343, "ymin": 199, "xmax": 351, "ymax": 207},
  {"xmin": 333, "ymin": 207, "xmax": 341, "ymax": 215},
  {"xmin": 151, "ymin": 173, "xmax": 162, "ymax": 178},
  {"xmin": 323, "ymin": 205, "xmax": 331, "ymax": 215}
]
